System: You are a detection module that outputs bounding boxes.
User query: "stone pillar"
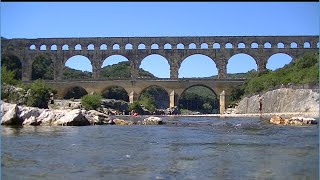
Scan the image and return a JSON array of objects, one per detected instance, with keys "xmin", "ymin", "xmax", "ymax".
[
  {"xmin": 91, "ymin": 61, "xmax": 101, "ymax": 79},
  {"xmin": 219, "ymin": 90, "xmax": 226, "ymax": 114},
  {"xmin": 257, "ymin": 58, "xmax": 267, "ymax": 73},
  {"xmin": 169, "ymin": 91, "xmax": 178, "ymax": 108},
  {"xmin": 129, "ymin": 91, "xmax": 138, "ymax": 104},
  {"xmin": 216, "ymin": 59, "xmax": 227, "ymax": 79},
  {"xmin": 21, "ymin": 56, "xmax": 32, "ymax": 81},
  {"xmin": 208, "ymin": 43, "xmax": 213, "ymax": 49},
  {"xmin": 130, "ymin": 60, "xmax": 139, "ymax": 79},
  {"xmin": 170, "ymin": 64, "xmax": 179, "ymax": 79}
]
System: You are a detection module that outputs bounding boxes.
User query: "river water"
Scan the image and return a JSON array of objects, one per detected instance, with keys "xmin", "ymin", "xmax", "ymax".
[{"xmin": 1, "ymin": 116, "xmax": 318, "ymax": 180}]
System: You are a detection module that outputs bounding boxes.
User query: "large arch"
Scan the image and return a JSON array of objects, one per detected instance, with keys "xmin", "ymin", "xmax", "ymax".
[
  {"xmin": 139, "ymin": 54, "xmax": 170, "ymax": 78},
  {"xmin": 139, "ymin": 85, "xmax": 170, "ymax": 109},
  {"xmin": 32, "ymin": 54, "xmax": 54, "ymax": 80},
  {"xmin": 101, "ymin": 55, "xmax": 130, "ymax": 78},
  {"xmin": 178, "ymin": 85, "xmax": 219, "ymax": 114},
  {"xmin": 266, "ymin": 53, "xmax": 293, "ymax": 71},
  {"xmin": 1, "ymin": 54, "xmax": 22, "ymax": 80},
  {"xmin": 179, "ymin": 54, "xmax": 217, "ymax": 78},
  {"xmin": 64, "ymin": 55, "xmax": 92, "ymax": 80},
  {"xmin": 63, "ymin": 86, "xmax": 88, "ymax": 99},
  {"xmin": 227, "ymin": 53, "xmax": 257, "ymax": 76},
  {"xmin": 101, "ymin": 86, "xmax": 129, "ymax": 102}
]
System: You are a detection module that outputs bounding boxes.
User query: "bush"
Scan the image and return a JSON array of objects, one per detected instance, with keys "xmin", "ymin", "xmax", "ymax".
[
  {"xmin": 80, "ymin": 94, "xmax": 102, "ymax": 110},
  {"xmin": 1, "ymin": 66, "xmax": 17, "ymax": 85},
  {"xmin": 25, "ymin": 80, "xmax": 51, "ymax": 108}
]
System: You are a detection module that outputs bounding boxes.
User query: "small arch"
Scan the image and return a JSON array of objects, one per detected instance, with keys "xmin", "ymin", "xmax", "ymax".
[
  {"xmin": 63, "ymin": 86, "xmax": 88, "ymax": 99},
  {"xmin": 213, "ymin": 43, "xmax": 220, "ymax": 49},
  {"xmin": 177, "ymin": 43, "xmax": 184, "ymax": 49},
  {"xmin": 62, "ymin": 44, "xmax": 69, "ymax": 50},
  {"xmin": 317, "ymin": 42, "xmax": 319, "ymax": 48},
  {"xmin": 51, "ymin": 45, "xmax": 57, "ymax": 50},
  {"xmin": 237, "ymin": 43, "xmax": 245, "ymax": 48},
  {"xmin": 29, "ymin": 45, "xmax": 36, "ymax": 50},
  {"xmin": 113, "ymin": 44, "xmax": 120, "ymax": 50},
  {"xmin": 100, "ymin": 44, "xmax": 107, "ymax": 50},
  {"xmin": 138, "ymin": 44, "xmax": 146, "ymax": 49},
  {"xmin": 40, "ymin": 45, "xmax": 47, "ymax": 51},
  {"xmin": 277, "ymin": 42, "xmax": 284, "ymax": 48},
  {"xmin": 304, "ymin": 42, "xmax": 311, "ymax": 48},
  {"xmin": 102, "ymin": 86, "xmax": 129, "ymax": 102},
  {"xmin": 87, "ymin": 44, "xmax": 94, "ymax": 50},
  {"xmin": 75, "ymin": 44, "xmax": 82, "ymax": 50},
  {"xmin": 189, "ymin": 43, "xmax": 196, "ymax": 49},
  {"xmin": 151, "ymin": 44, "xmax": 159, "ymax": 49},
  {"xmin": 225, "ymin": 43, "xmax": 233, "ymax": 49},
  {"xmin": 264, "ymin": 42, "xmax": 271, "ymax": 48},
  {"xmin": 290, "ymin": 42, "xmax": 297, "ymax": 48},
  {"xmin": 125, "ymin": 43, "xmax": 133, "ymax": 50},
  {"xmin": 164, "ymin": 43, "xmax": 172, "ymax": 49},
  {"xmin": 251, "ymin": 43, "xmax": 258, "ymax": 48},
  {"xmin": 201, "ymin": 43, "xmax": 208, "ymax": 49}
]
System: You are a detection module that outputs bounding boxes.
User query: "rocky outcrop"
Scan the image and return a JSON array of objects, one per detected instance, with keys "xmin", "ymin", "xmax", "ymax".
[
  {"xmin": 1, "ymin": 104, "xmax": 20, "ymax": 125},
  {"xmin": 113, "ymin": 118, "xmax": 134, "ymax": 125},
  {"xmin": 269, "ymin": 116, "xmax": 317, "ymax": 125},
  {"xmin": 84, "ymin": 110, "xmax": 111, "ymax": 125},
  {"xmin": 52, "ymin": 109, "xmax": 90, "ymax": 126},
  {"xmin": 143, "ymin": 116, "xmax": 164, "ymax": 125},
  {"xmin": 236, "ymin": 88, "xmax": 319, "ymax": 114}
]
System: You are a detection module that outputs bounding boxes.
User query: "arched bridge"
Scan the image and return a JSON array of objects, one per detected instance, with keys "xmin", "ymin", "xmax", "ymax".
[{"xmin": 1, "ymin": 35, "xmax": 318, "ymax": 113}]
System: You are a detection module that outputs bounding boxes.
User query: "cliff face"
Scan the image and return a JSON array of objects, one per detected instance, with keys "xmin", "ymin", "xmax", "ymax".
[{"xmin": 235, "ymin": 88, "xmax": 319, "ymax": 114}]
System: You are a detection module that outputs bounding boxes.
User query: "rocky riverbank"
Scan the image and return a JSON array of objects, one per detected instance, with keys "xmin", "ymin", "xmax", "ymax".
[{"xmin": 1, "ymin": 102, "xmax": 163, "ymax": 126}]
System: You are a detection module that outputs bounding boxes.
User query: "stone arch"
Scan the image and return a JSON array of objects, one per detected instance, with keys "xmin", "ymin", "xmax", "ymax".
[
  {"xmin": 164, "ymin": 43, "xmax": 172, "ymax": 49},
  {"xmin": 189, "ymin": 43, "xmax": 196, "ymax": 49},
  {"xmin": 51, "ymin": 45, "xmax": 57, "ymax": 50},
  {"xmin": 31, "ymin": 53, "xmax": 54, "ymax": 80},
  {"xmin": 304, "ymin": 42, "xmax": 311, "ymax": 48},
  {"xmin": 225, "ymin": 42, "xmax": 233, "ymax": 49},
  {"xmin": 227, "ymin": 53, "xmax": 257, "ymax": 74},
  {"xmin": 62, "ymin": 44, "xmax": 69, "ymax": 50},
  {"xmin": 237, "ymin": 42, "xmax": 245, "ymax": 48},
  {"xmin": 251, "ymin": 42, "xmax": 258, "ymax": 48},
  {"xmin": 1, "ymin": 53, "xmax": 23, "ymax": 80},
  {"xmin": 87, "ymin": 44, "xmax": 94, "ymax": 50},
  {"xmin": 64, "ymin": 55, "xmax": 92, "ymax": 79},
  {"xmin": 63, "ymin": 86, "xmax": 88, "ymax": 99},
  {"xmin": 266, "ymin": 53, "xmax": 293, "ymax": 70},
  {"xmin": 179, "ymin": 54, "xmax": 217, "ymax": 78},
  {"xmin": 213, "ymin": 43, "xmax": 220, "ymax": 49},
  {"xmin": 151, "ymin": 44, "xmax": 159, "ymax": 49},
  {"xmin": 138, "ymin": 43, "xmax": 146, "ymax": 49},
  {"xmin": 113, "ymin": 44, "xmax": 120, "ymax": 50},
  {"xmin": 139, "ymin": 85, "xmax": 170, "ymax": 109},
  {"xmin": 125, "ymin": 43, "xmax": 133, "ymax": 50},
  {"xmin": 101, "ymin": 54, "xmax": 130, "ymax": 78},
  {"xmin": 177, "ymin": 43, "xmax": 184, "ymax": 49},
  {"xmin": 264, "ymin": 42, "xmax": 271, "ymax": 48},
  {"xmin": 101, "ymin": 85, "xmax": 129, "ymax": 102},
  {"xmin": 277, "ymin": 42, "xmax": 284, "ymax": 48},
  {"xmin": 29, "ymin": 44, "xmax": 36, "ymax": 50},
  {"xmin": 178, "ymin": 84, "xmax": 219, "ymax": 114},
  {"xmin": 75, "ymin": 44, "xmax": 82, "ymax": 50},
  {"xmin": 290, "ymin": 42, "xmax": 298, "ymax": 48},
  {"xmin": 139, "ymin": 54, "xmax": 170, "ymax": 78},
  {"xmin": 201, "ymin": 43, "xmax": 208, "ymax": 49},
  {"xmin": 40, "ymin": 45, "xmax": 47, "ymax": 51},
  {"xmin": 100, "ymin": 44, "xmax": 107, "ymax": 50}
]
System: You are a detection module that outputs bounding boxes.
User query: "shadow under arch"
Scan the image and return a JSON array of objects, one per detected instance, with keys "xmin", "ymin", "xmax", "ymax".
[
  {"xmin": 227, "ymin": 53, "xmax": 257, "ymax": 75},
  {"xmin": 179, "ymin": 54, "xmax": 217, "ymax": 78},
  {"xmin": 266, "ymin": 53, "xmax": 293, "ymax": 71},
  {"xmin": 101, "ymin": 85, "xmax": 129, "ymax": 102},
  {"xmin": 63, "ymin": 86, "xmax": 88, "ymax": 99},
  {"xmin": 139, "ymin": 85, "xmax": 170, "ymax": 109},
  {"xmin": 139, "ymin": 54, "xmax": 170, "ymax": 78},
  {"xmin": 1, "ymin": 53, "xmax": 22, "ymax": 80},
  {"xmin": 178, "ymin": 84, "xmax": 219, "ymax": 114}
]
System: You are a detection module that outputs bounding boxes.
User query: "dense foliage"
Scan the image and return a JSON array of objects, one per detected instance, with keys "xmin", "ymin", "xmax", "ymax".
[
  {"xmin": 32, "ymin": 54, "xmax": 54, "ymax": 80},
  {"xmin": 1, "ymin": 55, "xmax": 22, "ymax": 80},
  {"xmin": 102, "ymin": 86, "xmax": 129, "ymax": 101},
  {"xmin": 80, "ymin": 94, "xmax": 102, "ymax": 110},
  {"xmin": 25, "ymin": 80, "xmax": 51, "ymax": 109},
  {"xmin": 139, "ymin": 86, "xmax": 169, "ymax": 109},
  {"xmin": 1, "ymin": 66, "xmax": 18, "ymax": 85}
]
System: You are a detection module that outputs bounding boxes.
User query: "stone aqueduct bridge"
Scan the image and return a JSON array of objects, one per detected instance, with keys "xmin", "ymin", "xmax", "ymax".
[{"xmin": 1, "ymin": 36, "xmax": 318, "ymax": 112}]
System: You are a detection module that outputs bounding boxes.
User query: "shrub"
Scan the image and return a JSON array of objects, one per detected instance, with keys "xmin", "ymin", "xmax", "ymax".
[
  {"xmin": 25, "ymin": 80, "xmax": 51, "ymax": 108},
  {"xmin": 1, "ymin": 66, "xmax": 17, "ymax": 85},
  {"xmin": 80, "ymin": 94, "xmax": 102, "ymax": 110}
]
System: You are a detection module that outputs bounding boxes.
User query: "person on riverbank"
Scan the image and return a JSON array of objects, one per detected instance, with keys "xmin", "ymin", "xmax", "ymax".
[{"xmin": 259, "ymin": 96, "xmax": 263, "ymax": 115}]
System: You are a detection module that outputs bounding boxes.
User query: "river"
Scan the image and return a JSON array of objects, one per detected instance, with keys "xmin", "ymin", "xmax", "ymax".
[{"xmin": 1, "ymin": 116, "xmax": 318, "ymax": 180}]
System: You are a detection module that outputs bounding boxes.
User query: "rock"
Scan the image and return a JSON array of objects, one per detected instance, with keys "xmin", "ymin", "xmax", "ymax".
[
  {"xmin": 83, "ymin": 110, "xmax": 111, "ymax": 125},
  {"xmin": 53, "ymin": 109, "xmax": 90, "ymax": 126},
  {"xmin": 1, "ymin": 104, "xmax": 21, "ymax": 125},
  {"xmin": 17, "ymin": 106, "xmax": 43, "ymax": 122},
  {"xmin": 37, "ymin": 109, "xmax": 57, "ymax": 125},
  {"xmin": 143, "ymin": 116, "xmax": 164, "ymax": 125},
  {"xmin": 22, "ymin": 116, "xmax": 40, "ymax": 126},
  {"xmin": 290, "ymin": 117, "xmax": 318, "ymax": 125},
  {"xmin": 269, "ymin": 116, "xmax": 288, "ymax": 125},
  {"xmin": 113, "ymin": 118, "xmax": 133, "ymax": 125}
]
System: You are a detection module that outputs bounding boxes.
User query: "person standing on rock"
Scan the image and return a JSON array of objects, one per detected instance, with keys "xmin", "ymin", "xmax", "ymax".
[{"xmin": 259, "ymin": 95, "xmax": 263, "ymax": 115}]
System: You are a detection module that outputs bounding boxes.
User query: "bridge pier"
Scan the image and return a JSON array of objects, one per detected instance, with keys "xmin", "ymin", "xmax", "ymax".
[
  {"xmin": 219, "ymin": 90, "xmax": 226, "ymax": 114},
  {"xmin": 129, "ymin": 91, "xmax": 138, "ymax": 104},
  {"xmin": 169, "ymin": 90, "xmax": 179, "ymax": 108}
]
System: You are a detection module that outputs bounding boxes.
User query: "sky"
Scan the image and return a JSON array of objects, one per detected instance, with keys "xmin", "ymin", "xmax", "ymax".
[{"xmin": 1, "ymin": 2, "xmax": 319, "ymax": 78}]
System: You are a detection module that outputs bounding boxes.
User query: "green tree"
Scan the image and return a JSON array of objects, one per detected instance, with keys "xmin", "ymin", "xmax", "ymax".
[
  {"xmin": 25, "ymin": 80, "xmax": 51, "ymax": 108},
  {"xmin": 1, "ymin": 66, "xmax": 17, "ymax": 85},
  {"xmin": 32, "ymin": 54, "xmax": 54, "ymax": 80},
  {"xmin": 80, "ymin": 94, "xmax": 102, "ymax": 110},
  {"xmin": 1, "ymin": 55, "xmax": 22, "ymax": 80}
]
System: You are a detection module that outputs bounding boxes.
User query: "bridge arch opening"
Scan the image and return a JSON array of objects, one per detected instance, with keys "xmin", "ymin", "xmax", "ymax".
[
  {"xmin": 227, "ymin": 53, "xmax": 257, "ymax": 75},
  {"xmin": 213, "ymin": 43, "xmax": 220, "ymax": 49},
  {"xmin": 251, "ymin": 42, "xmax": 258, "ymax": 48},
  {"xmin": 75, "ymin": 44, "xmax": 82, "ymax": 50},
  {"xmin": 304, "ymin": 42, "xmax": 311, "ymax": 48},
  {"xmin": 64, "ymin": 55, "xmax": 92, "ymax": 79},
  {"xmin": 101, "ymin": 86, "xmax": 129, "ymax": 102},
  {"xmin": 101, "ymin": 55, "xmax": 130, "ymax": 78},
  {"xmin": 177, "ymin": 43, "xmax": 184, "ymax": 49},
  {"xmin": 201, "ymin": 43, "xmax": 208, "ymax": 49},
  {"xmin": 225, "ymin": 43, "xmax": 233, "ymax": 49},
  {"xmin": 40, "ymin": 45, "xmax": 46, "ymax": 51},
  {"xmin": 189, "ymin": 43, "xmax": 196, "ymax": 49},
  {"xmin": 151, "ymin": 44, "xmax": 159, "ymax": 49},
  {"xmin": 100, "ymin": 44, "xmax": 107, "ymax": 50},
  {"xmin": 63, "ymin": 86, "xmax": 88, "ymax": 99},
  {"xmin": 1, "ymin": 54, "xmax": 22, "ymax": 80},
  {"xmin": 125, "ymin": 44, "xmax": 133, "ymax": 50},
  {"xmin": 164, "ymin": 43, "xmax": 172, "ymax": 49},
  {"xmin": 264, "ymin": 42, "xmax": 271, "ymax": 48},
  {"xmin": 32, "ymin": 54, "xmax": 54, "ymax": 80},
  {"xmin": 29, "ymin": 45, "xmax": 36, "ymax": 50},
  {"xmin": 138, "ymin": 44, "xmax": 146, "ymax": 49},
  {"xmin": 277, "ymin": 42, "xmax": 284, "ymax": 48},
  {"xmin": 238, "ymin": 43, "xmax": 245, "ymax": 48},
  {"xmin": 266, "ymin": 53, "xmax": 292, "ymax": 71},
  {"xmin": 87, "ymin": 44, "xmax": 94, "ymax": 50},
  {"xmin": 51, "ymin": 45, "xmax": 57, "ymax": 51},
  {"xmin": 290, "ymin": 42, "xmax": 298, "ymax": 48},
  {"xmin": 178, "ymin": 85, "xmax": 219, "ymax": 114},
  {"xmin": 140, "ymin": 54, "xmax": 170, "ymax": 78},
  {"xmin": 139, "ymin": 85, "xmax": 169, "ymax": 109},
  {"xmin": 113, "ymin": 44, "xmax": 120, "ymax": 50},
  {"xmin": 317, "ymin": 42, "xmax": 319, "ymax": 48},
  {"xmin": 179, "ymin": 54, "xmax": 217, "ymax": 78},
  {"xmin": 62, "ymin": 44, "xmax": 69, "ymax": 50}
]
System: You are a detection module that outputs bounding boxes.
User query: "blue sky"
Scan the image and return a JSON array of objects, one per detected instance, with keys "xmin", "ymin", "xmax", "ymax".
[{"xmin": 1, "ymin": 2, "xmax": 319, "ymax": 78}]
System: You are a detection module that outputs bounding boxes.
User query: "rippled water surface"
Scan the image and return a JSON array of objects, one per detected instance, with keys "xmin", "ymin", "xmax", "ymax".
[{"xmin": 2, "ymin": 116, "xmax": 319, "ymax": 180}]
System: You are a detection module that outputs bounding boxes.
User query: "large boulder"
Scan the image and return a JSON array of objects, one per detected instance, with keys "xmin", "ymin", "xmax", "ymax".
[
  {"xmin": 22, "ymin": 116, "xmax": 40, "ymax": 126},
  {"xmin": 53, "ymin": 109, "xmax": 90, "ymax": 126},
  {"xmin": 269, "ymin": 116, "xmax": 288, "ymax": 125},
  {"xmin": 143, "ymin": 116, "xmax": 164, "ymax": 125},
  {"xmin": 113, "ymin": 118, "xmax": 134, "ymax": 125},
  {"xmin": 270, "ymin": 116, "xmax": 318, "ymax": 125},
  {"xmin": 83, "ymin": 110, "xmax": 111, "ymax": 125},
  {"xmin": 37, "ymin": 109, "xmax": 58, "ymax": 125},
  {"xmin": 17, "ymin": 106, "xmax": 43, "ymax": 122},
  {"xmin": 1, "ymin": 104, "xmax": 21, "ymax": 125}
]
